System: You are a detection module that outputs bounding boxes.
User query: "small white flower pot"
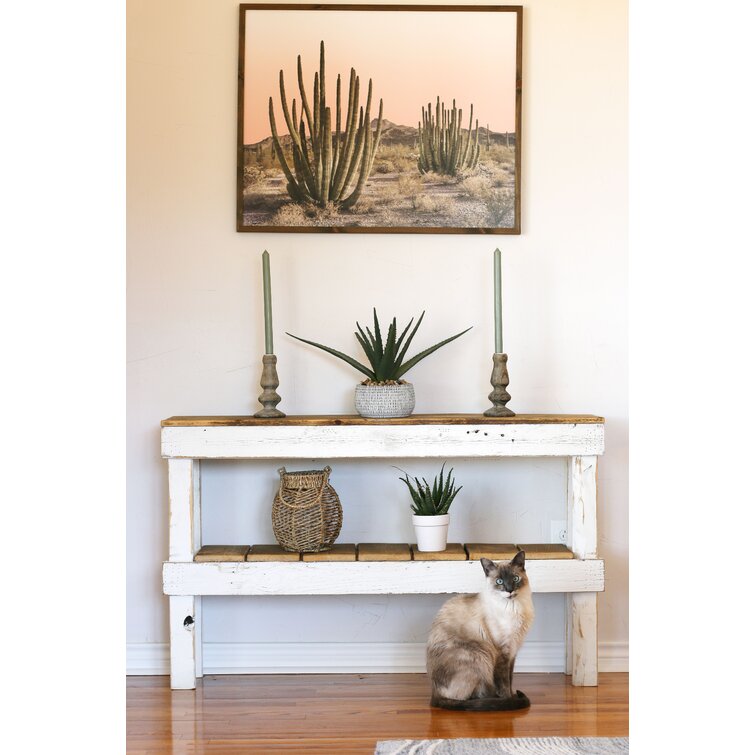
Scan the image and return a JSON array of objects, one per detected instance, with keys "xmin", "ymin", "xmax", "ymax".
[
  {"xmin": 412, "ymin": 513, "xmax": 450, "ymax": 552},
  {"xmin": 354, "ymin": 382, "xmax": 415, "ymax": 419}
]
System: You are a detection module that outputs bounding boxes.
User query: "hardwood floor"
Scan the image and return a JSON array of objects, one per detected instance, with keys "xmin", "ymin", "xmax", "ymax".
[{"xmin": 127, "ymin": 673, "xmax": 628, "ymax": 754}]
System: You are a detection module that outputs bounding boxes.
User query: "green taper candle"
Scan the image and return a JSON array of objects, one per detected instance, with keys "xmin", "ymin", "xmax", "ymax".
[
  {"xmin": 494, "ymin": 248, "xmax": 503, "ymax": 353},
  {"xmin": 262, "ymin": 250, "xmax": 273, "ymax": 354}
]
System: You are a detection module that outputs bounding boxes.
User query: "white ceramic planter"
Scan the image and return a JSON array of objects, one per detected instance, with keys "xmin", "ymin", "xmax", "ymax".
[
  {"xmin": 412, "ymin": 513, "xmax": 451, "ymax": 552},
  {"xmin": 354, "ymin": 382, "xmax": 415, "ymax": 419}
]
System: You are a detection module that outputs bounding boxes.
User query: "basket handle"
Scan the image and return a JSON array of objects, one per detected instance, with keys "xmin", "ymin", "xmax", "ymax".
[
  {"xmin": 277, "ymin": 466, "xmax": 287, "ymax": 496},
  {"xmin": 317, "ymin": 467, "xmax": 332, "ymax": 542},
  {"xmin": 320, "ymin": 465, "xmax": 332, "ymax": 493}
]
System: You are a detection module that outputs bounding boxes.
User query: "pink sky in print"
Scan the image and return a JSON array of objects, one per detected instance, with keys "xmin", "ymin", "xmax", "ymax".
[{"xmin": 243, "ymin": 8, "xmax": 518, "ymax": 144}]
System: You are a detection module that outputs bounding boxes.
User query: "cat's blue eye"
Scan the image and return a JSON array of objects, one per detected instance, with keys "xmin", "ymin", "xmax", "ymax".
[
  {"xmin": 513, "ymin": 576, "xmax": 520, "ymax": 583},
  {"xmin": 495, "ymin": 578, "xmax": 503, "ymax": 585}
]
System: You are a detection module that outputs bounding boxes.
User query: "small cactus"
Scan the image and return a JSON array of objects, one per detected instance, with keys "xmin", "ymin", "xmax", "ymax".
[{"xmin": 417, "ymin": 97, "xmax": 480, "ymax": 176}]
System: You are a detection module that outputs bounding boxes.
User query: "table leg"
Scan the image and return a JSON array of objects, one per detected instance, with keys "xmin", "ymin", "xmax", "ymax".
[
  {"xmin": 565, "ymin": 593, "xmax": 573, "ymax": 673},
  {"xmin": 567, "ymin": 455, "xmax": 598, "ymax": 686},
  {"xmin": 192, "ymin": 461, "xmax": 203, "ymax": 679},
  {"xmin": 571, "ymin": 592, "xmax": 598, "ymax": 685},
  {"xmin": 169, "ymin": 595, "xmax": 198, "ymax": 689},
  {"xmin": 167, "ymin": 458, "xmax": 201, "ymax": 689}
]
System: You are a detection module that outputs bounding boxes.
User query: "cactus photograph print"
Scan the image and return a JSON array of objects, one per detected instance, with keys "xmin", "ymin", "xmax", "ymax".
[{"xmin": 237, "ymin": 4, "xmax": 522, "ymax": 234}]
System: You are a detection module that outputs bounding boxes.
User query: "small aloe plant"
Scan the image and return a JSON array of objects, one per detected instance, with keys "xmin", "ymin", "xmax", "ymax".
[
  {"xmin": 287, "ymin": 309, "xmax": 471, "ymax": 383},
  {"xmin": 399, "ymin": 464, "xmax": 462, "ymax": 516}
]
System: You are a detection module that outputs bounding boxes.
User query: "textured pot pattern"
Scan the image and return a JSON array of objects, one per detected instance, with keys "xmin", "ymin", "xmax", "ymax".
[
  {"xmin": 354, "ymin": 382, "xmax": 415, "ymax": 419},
  {"xmin": 412, "ymin": 513, "xmax": 451, "ymax": 552}
]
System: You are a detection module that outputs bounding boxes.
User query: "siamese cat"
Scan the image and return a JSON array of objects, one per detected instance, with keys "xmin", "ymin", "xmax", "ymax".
[{"xmin": 427, "ymin": 550, "xmax": 534, "ymax": 711}]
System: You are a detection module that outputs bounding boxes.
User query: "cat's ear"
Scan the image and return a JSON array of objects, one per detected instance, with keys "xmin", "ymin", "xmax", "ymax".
[
  {"xmin": 511, "ymin": 550, "xmax": 526, "ymax": 568},
  {"xmin": 480, "ymin": 558, "xmax": 496, "ymax": 576}
]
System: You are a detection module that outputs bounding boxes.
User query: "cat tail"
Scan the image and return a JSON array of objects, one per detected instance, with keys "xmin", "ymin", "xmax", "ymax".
[{"xmin": 431, "ymin": 690, "xmax": 530, "ymax": 711}]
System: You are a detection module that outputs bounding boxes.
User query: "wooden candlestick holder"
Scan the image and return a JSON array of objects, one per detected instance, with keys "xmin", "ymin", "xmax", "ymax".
[
  {"xmin": 483, "ymin": 353, "xmax": 515, "ymax": 417},
  {"xmin": 254, "ymin": 354, "xmax": 285, "ymax": 418}
]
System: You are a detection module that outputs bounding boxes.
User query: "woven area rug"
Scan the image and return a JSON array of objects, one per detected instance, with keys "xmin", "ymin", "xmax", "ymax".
[{"xmin": 374, "ymin": 738, "xmax": 629, "ymax": 754}]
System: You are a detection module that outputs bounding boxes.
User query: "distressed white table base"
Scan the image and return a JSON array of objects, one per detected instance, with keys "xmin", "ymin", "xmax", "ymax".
[
  {"xmin": 167, "ymin": 458, "xmax": 203, "ymax": 689},
  {"xmin": 565, "ymin": 455, "xmax": 599, "ymax": 685},
  {"xmin": 570, "ymin": 592, "xmax": 598, "ymax": 686},
  {"xmin": 164, "ymin": 558, "xmax": 604, "ymax": 596},
  {"xmin": 161, "ymin": 416, "xmax": 605, "ymax": 690}
]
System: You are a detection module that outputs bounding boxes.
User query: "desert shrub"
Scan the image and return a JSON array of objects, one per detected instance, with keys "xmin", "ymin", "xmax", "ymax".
[
  {"xmin": 353, "ymin": 195, "xmax": 378, "ymax": 213},
  {"xmin": 397, "ymin": 174, "xmax": 423, "ymax": 195},
  {"xmin": 374, "ymin": 160, "xmax": 396, "ymax": 174},
  {"xmin": 485, "ymin": 188, "xmax": 515, "ymax": 227},
  {"xmin": 419, "ymin": 172, "xmax": 449, "ymax": 186},
  {"xmin": 378, "ymin": 144, "xmax": 407, "ymax": 159},
  {"xmin": 243, "ymin": 166, "xmax": 264, "ymax": 189},
  {"xmin": 377, "ymin": 143, "xmax": 406, "ymax": 160},
  {"xmin": 490, "ymin": 167, "xmax": 514, "ymax": 188},
  {"xmin": 459, "ymin": 175, "xmax": 495, "ymax": 201},
  {"xmin": 478, "ymin": 147, "xmax": 514, "ymax": 181},
  {"xmin": 272, "ymin": 203, "xmax": 309, "ymax": 226},
  {"xmin": 258, "ymin": 152, "xmax": 278, "ymax": 171},
  {"xmin": 372, "ymin": 181, "xmax": 404, "ymax": 206},
  {"xmin": 244, "ymin": 142, "xmax": 279, "ymax": 171},
  {"xmin": 486, "ymin": 144, "xmax": 516, "ymax": 163},
  {"xmin": 375, "ymin": 144, "xmax": 417, "ymax": 172},
  {"xmin": 412, "ymin": 194, "xmax": 453, "ymax": 214}
]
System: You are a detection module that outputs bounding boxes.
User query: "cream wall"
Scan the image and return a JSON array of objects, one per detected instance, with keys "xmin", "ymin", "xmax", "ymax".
[{"xmin": 127, "ymin": 0, "xmax": 627, "ymax": 668}]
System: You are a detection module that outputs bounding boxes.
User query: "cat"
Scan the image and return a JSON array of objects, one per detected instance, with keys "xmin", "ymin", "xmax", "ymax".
[{"xmin": 426, "ymin": 550, "xmax": 534, "ymax": 711}]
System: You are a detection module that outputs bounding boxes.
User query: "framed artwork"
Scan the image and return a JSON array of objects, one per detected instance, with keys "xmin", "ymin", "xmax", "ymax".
[{"xmin": 237, "ymin": 4, "xmax": 522, "ymax": 234}]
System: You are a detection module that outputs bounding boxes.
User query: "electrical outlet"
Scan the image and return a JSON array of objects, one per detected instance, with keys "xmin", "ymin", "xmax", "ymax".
[{"xmin": 551, "ymin": 520, "xmax": 567, "ymax": 544}]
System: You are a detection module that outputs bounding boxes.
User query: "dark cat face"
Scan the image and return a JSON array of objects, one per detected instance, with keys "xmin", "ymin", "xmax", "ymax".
[{"xmin": 480, "ymin": 551, "xmax": 528, "ymax": 598}]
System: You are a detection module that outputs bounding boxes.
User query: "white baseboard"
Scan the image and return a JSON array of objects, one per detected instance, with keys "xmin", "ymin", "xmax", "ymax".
[
  {"xmin": 127, "ymin": 642, "xmax": 170, "ymax": 675},
  {"xmin": 595, "ymin": 641, "xmax": 629, "ymax": 672},
  {"xmin": 127, "ymin": 640, "xmax": 628, "ymax": 675}
]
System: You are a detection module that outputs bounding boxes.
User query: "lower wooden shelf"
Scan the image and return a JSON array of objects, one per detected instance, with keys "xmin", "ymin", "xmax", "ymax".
[
  {"xmin": 163, "ymin": 557, "xmax": 604, "ymax": 597},
  {"xmin": 193, "ymin": 542, "xmax": 575, "ymax": 562}
]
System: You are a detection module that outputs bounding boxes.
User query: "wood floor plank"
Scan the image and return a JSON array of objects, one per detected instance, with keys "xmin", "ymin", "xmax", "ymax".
[{"xmin": 127, "ymin": 673, "xmax": 628, "ymax": 753}]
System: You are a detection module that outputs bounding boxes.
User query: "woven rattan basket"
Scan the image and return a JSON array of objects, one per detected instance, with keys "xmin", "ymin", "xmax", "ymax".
[{"xmin": 272, "ymin": 466, "xmax": 343, "ymax": 552}]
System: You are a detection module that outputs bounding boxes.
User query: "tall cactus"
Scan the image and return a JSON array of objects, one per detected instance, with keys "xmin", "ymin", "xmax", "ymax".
[
  {"xmin": 268, "ymin": 41, "xmax": 384, "ymax": 209},
  {"xmin": 417, "ymin": 97, "xmax": 480, "ymax": 176}
]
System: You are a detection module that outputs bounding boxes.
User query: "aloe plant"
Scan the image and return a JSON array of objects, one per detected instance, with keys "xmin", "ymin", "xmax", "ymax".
[
  {"xmin": 400, "ymin": 464, "xmax": 462, "ymax": 516},
  {"xmin": 287, "ymin": 310, "xmax": 471, "ymax": 383}
]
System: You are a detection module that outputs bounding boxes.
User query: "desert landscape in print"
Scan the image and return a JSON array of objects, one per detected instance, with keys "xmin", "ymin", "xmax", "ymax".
[{"xmin": 238, "ymin": 7, "xmax": 520, "ymax": 232}]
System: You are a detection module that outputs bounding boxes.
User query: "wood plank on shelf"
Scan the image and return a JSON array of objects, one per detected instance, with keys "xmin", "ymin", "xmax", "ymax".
[
  {"xmin": 192, "ymin": 543, "xmax": 577, "ymax": 563},
  {"xmin": 302, "ymin": 544, "xmax": 357, "ymax": 561},
  {"xmin": 162, "ymin": 413, "xmax": 605, "ymax": 427},
  {"xmin": 357, "ymin": 543, "xmax": 411, "ymax": 561},
  {"xmin": 162, "ymin": 559, "xmax": 605, "ymax": 596},
  {"xmin": 465, "ymin": 543, "xmax": 519, "ymax": 560},
  {"xmin": 246, "ymin": 545, "xmax": 300, "ymax": 562},
  {"xmin": 517, "ymin": 543, "xmax": 574, "ymax": 559},
  {"xmin": 411, "ymin": 543, "xmax": 467, "ymax": 560},
  {"xmin": 194, "ymin": 545, "xmax": 250, "ymax": 562}
]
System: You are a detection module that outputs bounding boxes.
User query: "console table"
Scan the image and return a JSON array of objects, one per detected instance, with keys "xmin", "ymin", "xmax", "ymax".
[{"xmin": 161, "ymin": 414, "xmax": 605, "ymax": 690}]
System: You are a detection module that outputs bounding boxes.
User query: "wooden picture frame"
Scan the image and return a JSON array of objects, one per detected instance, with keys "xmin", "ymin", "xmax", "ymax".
[{"xmin": 237, "ymin": 4, "xmax": 522, "ymax": 234}]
